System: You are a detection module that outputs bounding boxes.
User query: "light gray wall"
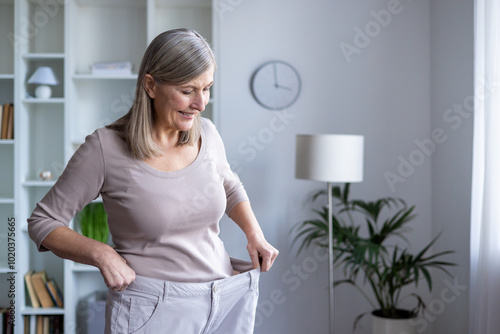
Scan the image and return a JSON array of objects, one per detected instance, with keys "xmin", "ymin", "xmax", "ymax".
[
  {"xmin": 216, "ymin": 0, "xmax": 442, "ymax": 333},
  {"xmin": 429, "ymin": 0, "xmax": 474, "ymax": 333}
]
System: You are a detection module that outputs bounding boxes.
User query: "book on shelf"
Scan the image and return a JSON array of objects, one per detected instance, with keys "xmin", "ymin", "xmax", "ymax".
[
  {"xmin": 0, "ymin": 103, "xmax": 14, "ymax": 140},
  {"xmin": 25, "ymin": 315, "xmax": 63, "ymax": 334},
  {"xmin": 24, "ymin": 316, "xmax": 30, "ymax": 334},
  {"xmin": 42, "ymin": 316, "xmax": 48, "ymax": 334},
  {"xmin": 24, "ymin": 271, "xmax": 40, "ymax": 308},
  {"xmin": 36, "ymin": 315, "xmax": 42, "ymax": 334},
  {"xmin": 24, "ymin": 270, "xmax": 64, "ymax": 309},
  {"xmin": 45, "ymin": 280, "xmax": 64, "ymax": 308},
  {"xmin": 31, "ymin": 271, "xmax": 55, "ymax": 308},
  {"xmin": 6, "ymin": 104, "xmax": 13, "ymax": 140},
  {"xmin": 91, "ymin": 61, "xmax": 133, "ymax": 76},
  {"xmin": 0, "ymin": 308, "xmax": 14, "ymax": 334}
]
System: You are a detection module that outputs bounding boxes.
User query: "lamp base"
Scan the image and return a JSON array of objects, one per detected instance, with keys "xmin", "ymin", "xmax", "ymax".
[{"xmin": 35, "ymin": 85, "xmax": 52, "ymax": 99}]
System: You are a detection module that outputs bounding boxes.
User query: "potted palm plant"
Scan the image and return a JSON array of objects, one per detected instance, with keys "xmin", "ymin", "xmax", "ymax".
[{"xmin": 292, "ymin": 184, "xmax": 455, "ymax": 333}]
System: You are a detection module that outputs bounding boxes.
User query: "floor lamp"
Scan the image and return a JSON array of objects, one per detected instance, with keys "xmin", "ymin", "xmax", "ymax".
[{"xmin": 295, "ymin": 134, "xmax": 364, "ymax": 334}]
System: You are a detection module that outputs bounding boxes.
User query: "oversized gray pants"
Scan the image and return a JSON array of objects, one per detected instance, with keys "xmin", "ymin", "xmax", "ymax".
[{"xmin": 104, "ymin": 259, "xmax": 260, "ymax": 334}]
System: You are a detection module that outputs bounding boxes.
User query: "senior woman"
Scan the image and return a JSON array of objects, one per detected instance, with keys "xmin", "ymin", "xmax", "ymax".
[{"xmin": 28, "ymin": 28, "xmax": 278, "ymax": 334}]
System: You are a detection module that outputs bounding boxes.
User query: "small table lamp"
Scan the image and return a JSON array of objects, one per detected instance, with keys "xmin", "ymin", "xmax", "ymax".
[
  {"xmin": 28, "ymin": 66, "xmax": 59, "ymax": 99},
  {"xmin": 295, "ymin": 134, "xmax": 364, "ymax": 334}
]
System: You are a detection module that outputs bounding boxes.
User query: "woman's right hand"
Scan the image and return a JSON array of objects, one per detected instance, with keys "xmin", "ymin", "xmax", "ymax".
[
  {"xmin": 40, "ymin": 227, "xmax": 136, "ymax": 292},
  {"xmin": 97, "ymin": 246, "xmax": 136, "ymax": 292}
]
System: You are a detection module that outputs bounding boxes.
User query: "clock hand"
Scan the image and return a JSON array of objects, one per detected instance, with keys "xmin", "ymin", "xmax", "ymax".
[
  {"xmin": 273, "ymin": 63, "xmax": 278, "ymax": 86},
  {"xmin": 276, "ymin": 84, "xmax": 292, "ymax": 91}
]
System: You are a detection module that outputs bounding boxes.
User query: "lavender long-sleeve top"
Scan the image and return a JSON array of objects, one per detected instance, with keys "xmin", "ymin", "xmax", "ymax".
[{"xmin": 28, "ymin": 118, "xmax": 249, "ymax": 282}]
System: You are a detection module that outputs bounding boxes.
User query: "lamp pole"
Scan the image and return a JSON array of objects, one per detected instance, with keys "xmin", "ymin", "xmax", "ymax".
[
  {"xmin": 294, "ymin": 134, "xmax": 364, "ymax": 334},
  {"xmin": 328, "ymin": 181, "xmax": 335, "ymax": 334}
]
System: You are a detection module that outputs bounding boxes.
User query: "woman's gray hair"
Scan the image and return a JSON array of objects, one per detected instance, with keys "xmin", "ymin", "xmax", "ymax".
[{"xmin": 107, "ymin": 28, "xmax": 216, "ymax": 160}]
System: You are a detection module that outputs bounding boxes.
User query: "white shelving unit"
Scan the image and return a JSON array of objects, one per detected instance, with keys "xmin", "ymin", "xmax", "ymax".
[
  {"xmin": 8, "ymin": 0, "xmax": 218, "ymax": 333},
  {"xmin": 13, "ymin": 0, "xmax": 66, "ymax": 332}
]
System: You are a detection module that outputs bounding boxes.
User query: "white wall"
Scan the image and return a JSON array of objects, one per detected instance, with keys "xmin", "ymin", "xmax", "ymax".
[
  {"xmin": 216, "ymin": 0, "xmax": 443, "ymax": 333},
  {"xmin": 430, "ymin": 0, "xmax": 473, "ymax": 333}
]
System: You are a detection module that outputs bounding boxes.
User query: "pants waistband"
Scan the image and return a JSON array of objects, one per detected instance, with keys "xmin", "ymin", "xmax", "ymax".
[{"xmin": 125, "ymin": 258, "xmax": 260, "ymax": 301}]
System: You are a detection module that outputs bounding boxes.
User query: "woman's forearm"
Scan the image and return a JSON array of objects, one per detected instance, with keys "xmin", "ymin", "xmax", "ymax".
[
  {"xmin": 228, "ymin": 201, "xmax": 279, "ymax": 271},
  {"xmin": 41, "ymin": 226, "xmax": 111, "ymax": 267},
  {"xmin": 41, "ymin": 226, "xmax": 135, "ymax": 290},
  {"xmin": 228, "ymin": 201, "xmax": 264, "ymax": 241}
]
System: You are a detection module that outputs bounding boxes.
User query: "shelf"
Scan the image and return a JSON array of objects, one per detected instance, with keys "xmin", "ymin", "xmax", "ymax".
[
  {"xmin": 156, "ymin": 0, "xmax": 211, "ymax": 7},
  {"xmin": 0, "ymin": 198, "xmax": 14, "ymax": 204},
  {"xmin": 22, "ymin": 53, "xmax": 65, "ymax": 60},
  {"xmin": 74, "ymin": 0, "xmax": 145, "ymax": 6},
  {"xmin": 0, "ymin": 74, "xmax": 14, "ymax": 79},
  {"xmin": 0, "ymin": 267, "xmax": 14, "ymax": 274},
  {"xmin": 22, "ymin": 98, "xmax": 65, "ymax": 104},
  {"xmin": 73, "ymin": 73, "xmax": 138, "ymax": 80},
  {"xmin": 22, "ymin": 180, "xmax": 57, "ymax": 187},
  {"xmin": 0, "ymin": 139, "xmax": 14, "ymax": 145},
  {"xmin": 22, "ymin": 307, "xmax": 65, "ymax": 316}
]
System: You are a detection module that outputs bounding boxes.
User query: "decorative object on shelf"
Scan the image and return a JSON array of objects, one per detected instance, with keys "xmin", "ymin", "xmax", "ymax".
[
  {"xmin": 250, "ymin": 60, "xmax": 301, "ymax": 110},
  {"xmin": 91, "ymin": 61, "xmax": 133, "ymax": 76},
  {"xmin": 75, "ymin": 202, "xmax": 109, "ymax": 244},
  {"xmin": 39, "ymin": 170, "xmax": 53, "ymax": 181},
  {"xmin": 295, "ymin": 134, "xmax": 364, "ymax": 334},
  {"xmin": 28, "ymin": 66, "xmax": 59, "ymax": 99},
  {"xmin": 292, "ymin": 183, "xmax": 457, "ymax": 334}
]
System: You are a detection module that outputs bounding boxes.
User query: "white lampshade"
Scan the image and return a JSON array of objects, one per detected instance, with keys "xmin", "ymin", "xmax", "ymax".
[
  {"xmin": 28, "ymin": 66, "xmax": 58, "ymax": 85},
  {"xmin": 295, "ymin": 134, "xmax": 364, "ymax": 183}
]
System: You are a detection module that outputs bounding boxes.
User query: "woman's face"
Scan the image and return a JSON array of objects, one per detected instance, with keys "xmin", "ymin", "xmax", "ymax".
[{"xmin": 145, "ymin": 68, "xmax": 214, "ymax": 133}]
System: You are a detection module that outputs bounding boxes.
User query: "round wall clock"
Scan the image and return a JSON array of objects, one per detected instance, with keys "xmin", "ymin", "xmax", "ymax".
[{"xmin": 250, "ymin": 60, "xmax": 301, "ymax": 110}]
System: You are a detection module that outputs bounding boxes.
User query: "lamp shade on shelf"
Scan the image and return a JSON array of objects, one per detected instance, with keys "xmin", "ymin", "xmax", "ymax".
[
  {"xmin": 28, "ymin": 66, "xmax": 59, "ymax": 85},
  {"xmin": 295, "ymin": 134, "xmax": 364, "ymax": 183}
]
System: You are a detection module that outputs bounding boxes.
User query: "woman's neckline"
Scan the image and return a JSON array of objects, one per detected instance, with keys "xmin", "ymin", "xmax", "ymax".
[{"xmin": 134, "ymin": 123, "xmax": 207, "ymax": 179}]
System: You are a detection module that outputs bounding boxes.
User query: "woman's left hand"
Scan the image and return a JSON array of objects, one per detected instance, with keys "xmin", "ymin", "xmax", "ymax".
[{"xmin": 246, "ymin": 233, "xmax": 279, "ymax": 272}]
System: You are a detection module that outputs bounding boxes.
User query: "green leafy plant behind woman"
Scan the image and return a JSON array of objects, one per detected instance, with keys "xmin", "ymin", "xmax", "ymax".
[
  {"xmin": 76, "ymin": 202, "xmax": 109, "ymax": 244},
  {"xmin": 292, "ymin": 184, "xmax": 455, "ymax": 326}
]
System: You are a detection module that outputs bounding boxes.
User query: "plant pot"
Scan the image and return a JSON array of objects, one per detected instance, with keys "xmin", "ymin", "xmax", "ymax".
[{"xmin": 371, "ymin": 310, "xmax": 417, "ymax": 334}]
